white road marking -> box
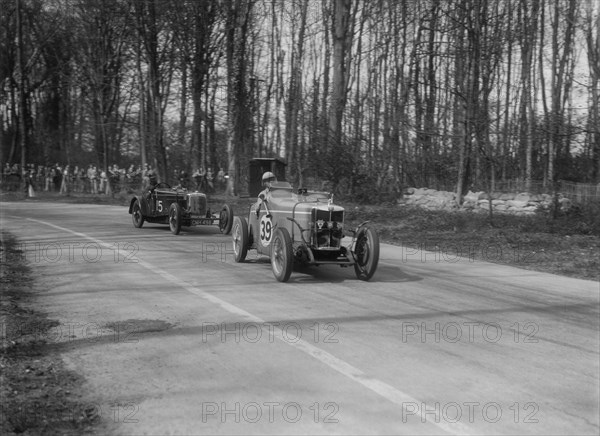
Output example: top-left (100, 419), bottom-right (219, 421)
top-left (21, 216), bottom-right (470, 435)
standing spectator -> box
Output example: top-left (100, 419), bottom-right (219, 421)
top-left (92, 165), bottom-right (98, 194)
top-left (53, 164), bottom-right (62, 192)
top-left (36, 165), bottom-right (44, 188)
top-left (134, 165), bottom-right (142, 189)
top-left (192, 167), bottom-right (205, 191)
top-left (73, 166), bottom-right (80, 193)
top-left (217, 167), bottom-right (225, 191)
top-left (119, 165), bottom-right (126, 190)
top-left (79, 166), bottom-right (86, 192)
top-left (3, 163), bottom-right (10, 181)
top-left (26, 164), bottom-right (36, 189)
top-left (60, 165), bottom-right (70, 195)
top-left (45, 166), bottom-right (52, 191)
top-left (92, 165), bottom-right (99, 194)
top-left (26, 167), bottom-right (35, 197)
top-left (126, 164), bottom-right (136, 190)
top-left (142, 164), bottom-right (151, 191)
top-left (206, 168), bottom-right (214, 192)
top-left (109, 164), bottom-right (120, 193)
top-left (99, 168), bottom-right (107, 194)
top-left (87, 164), bottom-right (96, 194)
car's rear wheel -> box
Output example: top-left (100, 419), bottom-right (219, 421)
top-left (219, 204), bottom-right (234, 234)
top-left (353, 226), bottom-right (379, 281)
top-left (132, 199), bottom-right (144, 228)
top-left (169, 203), bottom-right (182, 235)
top-left (232, 216), bottom-right (248, 262)
top-left (271, 228), bottom-right (293, 282)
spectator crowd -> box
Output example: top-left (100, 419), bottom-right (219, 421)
top-left (1, 162), bottom-right (228, 196)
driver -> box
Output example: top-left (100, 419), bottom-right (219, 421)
top-left (176, 169), bottom-right (189, 190)
top-left (148, 170), bottom-right (157, 187)
top-left (255, 171), bottom-right (277, 216)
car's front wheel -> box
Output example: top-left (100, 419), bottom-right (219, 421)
top-left (219, 204), bottom-right (234, 234)
top-left (132, 199), bottom-right (145, 228)
top-left (169, 203), bottom-right (182, 235)
top-left (353, 226), bottom-right (379, 281)
top-left (271, 228), bottom-right (293, 282)
top-left (232, 216), bottom-right (248, 262)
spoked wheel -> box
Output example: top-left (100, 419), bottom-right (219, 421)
top-left (353, 226), bottom-right (379, 281)
top-left (271, 228), bottom-right (293, 282)
top-left (132, 199), bottom-right (144, 228)
top-left (169, 203), bottom-right (182, 235)
top-left (232, 216), bottom-right (248, 262)
top-left (219, 204), bottom-right (234, 234)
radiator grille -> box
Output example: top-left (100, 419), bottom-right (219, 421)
top-left (188, 194), bottom-right (207, 216)
top-left (312, 208), bottom-right (344, 249)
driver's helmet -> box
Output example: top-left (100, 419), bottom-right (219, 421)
top-left (262, 171), bottom-right (277, 187)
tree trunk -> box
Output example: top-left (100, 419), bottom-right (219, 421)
top-left (328, 0), bottom-right (351, 147)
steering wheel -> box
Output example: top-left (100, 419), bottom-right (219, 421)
top-left (154, 182), bottom-right (171, 189)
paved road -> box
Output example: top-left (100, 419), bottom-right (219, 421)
top-left (1, 201), bottom-right (599, 435)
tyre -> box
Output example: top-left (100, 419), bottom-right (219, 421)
top-left (271, 227), bottom-right (293, 282)
top-left (232, 216), bottom-right (249, 262)
top-left (353, 226), bottom-right (379, 281)
top-left (219, 204), bottom-right (234, 234)
top-left (132, 199), bottom-right (145, 228)
top-left (169, 203), bottom-right (182, 235)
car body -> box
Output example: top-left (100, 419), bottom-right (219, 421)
top-left (231, 181), bottom-right (379, 282)
top-left (129, 183), bottom-right (234, 235)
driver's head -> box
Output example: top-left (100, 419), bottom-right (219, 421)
top-left (262, 171), bottom-right (277, 187)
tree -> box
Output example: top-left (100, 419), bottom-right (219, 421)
top-left (16, 0), bottom-right (27, 178)
top-left (132, 0), bottom-right (172, 183)
top-left (75, 0), bottom-right (130, 173)
top-left (225, 0), bottom-right (254, 196)
top-left (517, 0), bottom-right (540, 191)
top-left (284, 0), bottom-right (309, 185)
top-left (584, 0), bottom-right (600, 182)
top-left (545, 0), bottom-right (580, 185)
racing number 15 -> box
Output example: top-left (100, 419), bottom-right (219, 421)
top-left (260, 215), bottom-right (273, 246)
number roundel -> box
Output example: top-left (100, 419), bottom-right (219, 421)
top-left (259, 215), bottom-right (273, 247)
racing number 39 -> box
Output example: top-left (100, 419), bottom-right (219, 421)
top-left (259, 215), bottom-right (273, 246)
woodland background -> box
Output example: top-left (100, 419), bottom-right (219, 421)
top-left (1, 0), bottom-right (599, 200)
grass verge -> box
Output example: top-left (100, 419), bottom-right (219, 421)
top-left (1, 232), bottom-right (100, 435)
top-left (344, 203), bottom-right (600, 281)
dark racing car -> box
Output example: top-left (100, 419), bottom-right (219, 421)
top-left (129, 182), bottom-right (234, 235)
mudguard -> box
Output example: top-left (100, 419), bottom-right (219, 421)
top-left (129, 194), bottom-right (150, 217)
